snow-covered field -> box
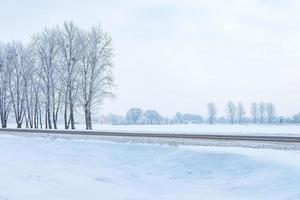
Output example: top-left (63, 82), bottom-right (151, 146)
top-left (0, 134), bottom-right (300, 200)
top-left (77, 124), bottom-right (300, 136)
top-left (5, 123), bottom-right (300, 136)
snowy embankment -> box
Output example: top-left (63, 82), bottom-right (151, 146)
top-left (0, 134), bottom-right (300, 200)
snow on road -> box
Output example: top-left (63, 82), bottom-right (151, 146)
top-left (0, 134), bottom-right (300, 200)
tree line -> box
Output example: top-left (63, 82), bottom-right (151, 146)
top-left (207, 102), bottom-right (276, 124)
top-left (0, 22), bottom-right (113, 130)
top-left (110, 102), bottom-right (300, 125)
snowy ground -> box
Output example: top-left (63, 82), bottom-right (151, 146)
top-left (6, 123), bottom-right (300, 136)
top-left (62, 124), bottom-right (300, 136)
top-left (0, 134), bottom-right (300, 200)
top-left (8, 123), bottom-right (300, 136)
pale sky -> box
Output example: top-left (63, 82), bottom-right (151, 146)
top-left (1, 0), bottom-right (300, 117)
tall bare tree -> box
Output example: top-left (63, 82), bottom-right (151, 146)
top-left (78, 24), bottom-right (114, 129)
top-left (56, 22), bottom-right (81, 129)
top-left (32, 28), bottom-right (60, 129)
top-left (0, 43), bottom-right (11, 128)
top-left (22, 48), bottom-right (36, 128)
top-left (7, 42), bottom-right (27, 128)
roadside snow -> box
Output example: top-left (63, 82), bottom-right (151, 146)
top-left (67, 124), bottom-right (300, 136)
top-left (0, 134), bottom-right (300, 200)
top-left (86, 124), bottom-right (300, 136)
top-left (5, 123), bottom-right (300, 136)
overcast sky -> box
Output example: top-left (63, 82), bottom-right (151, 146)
top-left (1, 0), bottom-right (300, 117)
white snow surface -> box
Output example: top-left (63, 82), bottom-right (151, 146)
top-left (6, 123), bottom-right (300, 136)
top-left (0, 134), bottom-right (300, 200)
top-left (75, 124), bottom-right (300, 136)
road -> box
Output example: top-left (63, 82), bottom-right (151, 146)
top-left (1, 128), bottom-right (300, 143)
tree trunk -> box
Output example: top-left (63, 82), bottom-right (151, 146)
top-left (84, 104), bottom-right (92, 130)
top-left (88, 111), bottom-right (92, 130)
top-left (45, 111), bottom-right (48, 129)
top-left (64, 94), bottom-right (69, 129)
top-left (70, 104), bottom-right (75, 129)
top-left (52, 105), bottom-right (57, 129)
top-left (17, 122), bottom-right (21, 128)
top-left (47, 106), bottom-right (52, 129)
top-left (69, 92), bottom-right (75, 129)
top-left (2, 119), bottom-right (7, 128)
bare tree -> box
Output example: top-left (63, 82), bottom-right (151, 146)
top-left (0, 43), bottom-right (11, 128)
top-left (258, 102), bottom-right (265, 124)
top-left (266, 103), bottom-right (276, 124)
top-left (227, 101), bottom-right (236, 124)
top-left (56, 22), bottom-right (81, 129)
top-left (22, 48), bottom-right (36, 128)
top-left (143, 110), bottom-right (162, 124)
top-left (237, 102), bottom-right (245, 124)
top-left (207, 102), bottom-right (217, 124)
top-left (32, 28), bottom-right (60, 129)
top-left (7, 42), bottom-right (27, 128)
top-left (78, 24), bottom-right (114, 129)
top-left (175, 112), bottom-right (183, 124)
top-left (32, 75), bottom-right (43, 129)
top-left (251, 102), bottom-right (258, 124)
top-left (0, 22), bottom-right (115, 130)
top-left (126, 108), bottom-right (143, 124)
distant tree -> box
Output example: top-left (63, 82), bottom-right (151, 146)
top-left (175, 112), bottom-right (183, 124)
top-left (292, 113), bottom-right (300, 123)
top-left (207, 102), bottom-right (217, 124)
top-left (143, 110), bottom-right (162, 124)
top-left (258, 102), bottom-right (265, 124)
top-left (182, 113), bottom-right (203, 124)
top-left (227, 101), bottom-right (237, 124)
top-left (126, 108), bottom-right (142, 124)
top-left (251, 102), bottom-right (258, 124)
top-left (237, 102), bottom-right (245, 124)
top-left (110, 114), bottom-right (124, 125)
top-left (217, 116), bottom-right (227, 124)
top-left (266, 103), bottom-right (276, 124)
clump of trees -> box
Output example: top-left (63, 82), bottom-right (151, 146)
top-left (125, 108), bottom-right (163, 125)
top-left (0, 22), bottom-right (114, 130)
top-left (114, 108), bottom-right (203, 125)
top-left (225, 101), bottom-right (276, 124)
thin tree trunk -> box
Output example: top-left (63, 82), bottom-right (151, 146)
top-left (69, 99), bottom-right (75, 129)
top-left (39, 104), bottom-right (42, 129)
top-left (64, 97), bottom-right (68, 129)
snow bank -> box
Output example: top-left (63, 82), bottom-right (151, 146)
top-left (0, 134), bottom-right (300, 200)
